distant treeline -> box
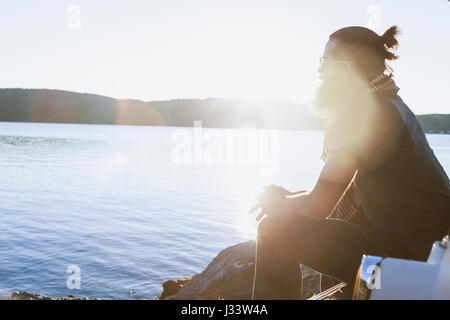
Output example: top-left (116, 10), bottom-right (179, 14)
top-left (0, 88), bottom-right (448, 133)
top-left (416, 114), bottom-right (450, 134)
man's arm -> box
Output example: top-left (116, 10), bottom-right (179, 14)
top-left (287, 95), bottom-right (404, 220)
top-left (286, 153), bottom-right (358, 220)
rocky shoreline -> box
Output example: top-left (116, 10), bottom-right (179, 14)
top-left (8, 240), bottom-right (346, 300)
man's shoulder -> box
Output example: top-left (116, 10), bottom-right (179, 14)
top-left (337, 92), bottom-right (385, 129)
top-left (352, 92), bottom-right (407, 132)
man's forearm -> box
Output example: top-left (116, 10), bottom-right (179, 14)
top-left (290, 189), bottom-right (309, 196)
top-left (285, 193), bottom-right (318, 220)
top-left (281, 154), bottom-right (357, 220)
top-left (285, 178), bottom-right (350, 220)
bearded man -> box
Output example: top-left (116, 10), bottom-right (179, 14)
top-left (251, 26), bottom-right (450, 300)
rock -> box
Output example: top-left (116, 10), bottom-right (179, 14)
top-left (156, 277), bottom-right (191, 300)
top-left (172, 240), bottom-right (256, 300)
top-left (160, 240), bottom-right (342, 300)
top-left (9, 291), bottom-right (101, 300)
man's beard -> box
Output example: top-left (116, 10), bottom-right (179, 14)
top-left (313, 77), bottom-right (355, 116)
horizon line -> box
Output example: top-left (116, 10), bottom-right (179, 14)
top-left (0, 87), bottom-right (311, 106)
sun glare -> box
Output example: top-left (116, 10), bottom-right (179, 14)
top-left (220, 165), bottom-right (271, 239)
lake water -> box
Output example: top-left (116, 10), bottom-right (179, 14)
top-left (0, 122), bottom-right (449, 299)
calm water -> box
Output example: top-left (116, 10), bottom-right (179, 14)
top-left (0, 122), bottom-right (449, 299)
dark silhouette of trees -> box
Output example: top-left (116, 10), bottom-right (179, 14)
top-left (0, 88), bottom-right (447, 133)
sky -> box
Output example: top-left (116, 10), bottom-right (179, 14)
top-left (0, 0), bottom-right (449, 114)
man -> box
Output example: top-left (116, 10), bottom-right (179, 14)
top-left (251, 26), bottom-right (450, 300)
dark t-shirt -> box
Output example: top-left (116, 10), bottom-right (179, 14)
top-left (327, 92), bottom-right (450, 257)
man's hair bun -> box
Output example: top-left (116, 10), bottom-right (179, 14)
top-left (380, 25), bottom-right (400, 60)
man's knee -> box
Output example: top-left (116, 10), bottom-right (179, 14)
top-left (257, 213), bottom-right (299, 241)
top-left (257, 213), bottom-right (321, 243)
top-left (256, 215), bottom-right (273, 240)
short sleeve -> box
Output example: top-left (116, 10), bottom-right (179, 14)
top-left (327, 94), bottom-right (405, 171)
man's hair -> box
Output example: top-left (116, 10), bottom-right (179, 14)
top-left (329, 25), bottom-right (400, 78)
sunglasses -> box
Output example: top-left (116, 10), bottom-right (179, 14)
top-left (319, 57), bottom-right (354, 66)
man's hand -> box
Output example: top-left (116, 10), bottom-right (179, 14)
top-left (249, 185), bottom-right (310, 221)
top-left (249, 188), bottom-right (290, 222)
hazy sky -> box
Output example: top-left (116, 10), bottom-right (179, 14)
top-left (1, 0), bottom-right (449, 114)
